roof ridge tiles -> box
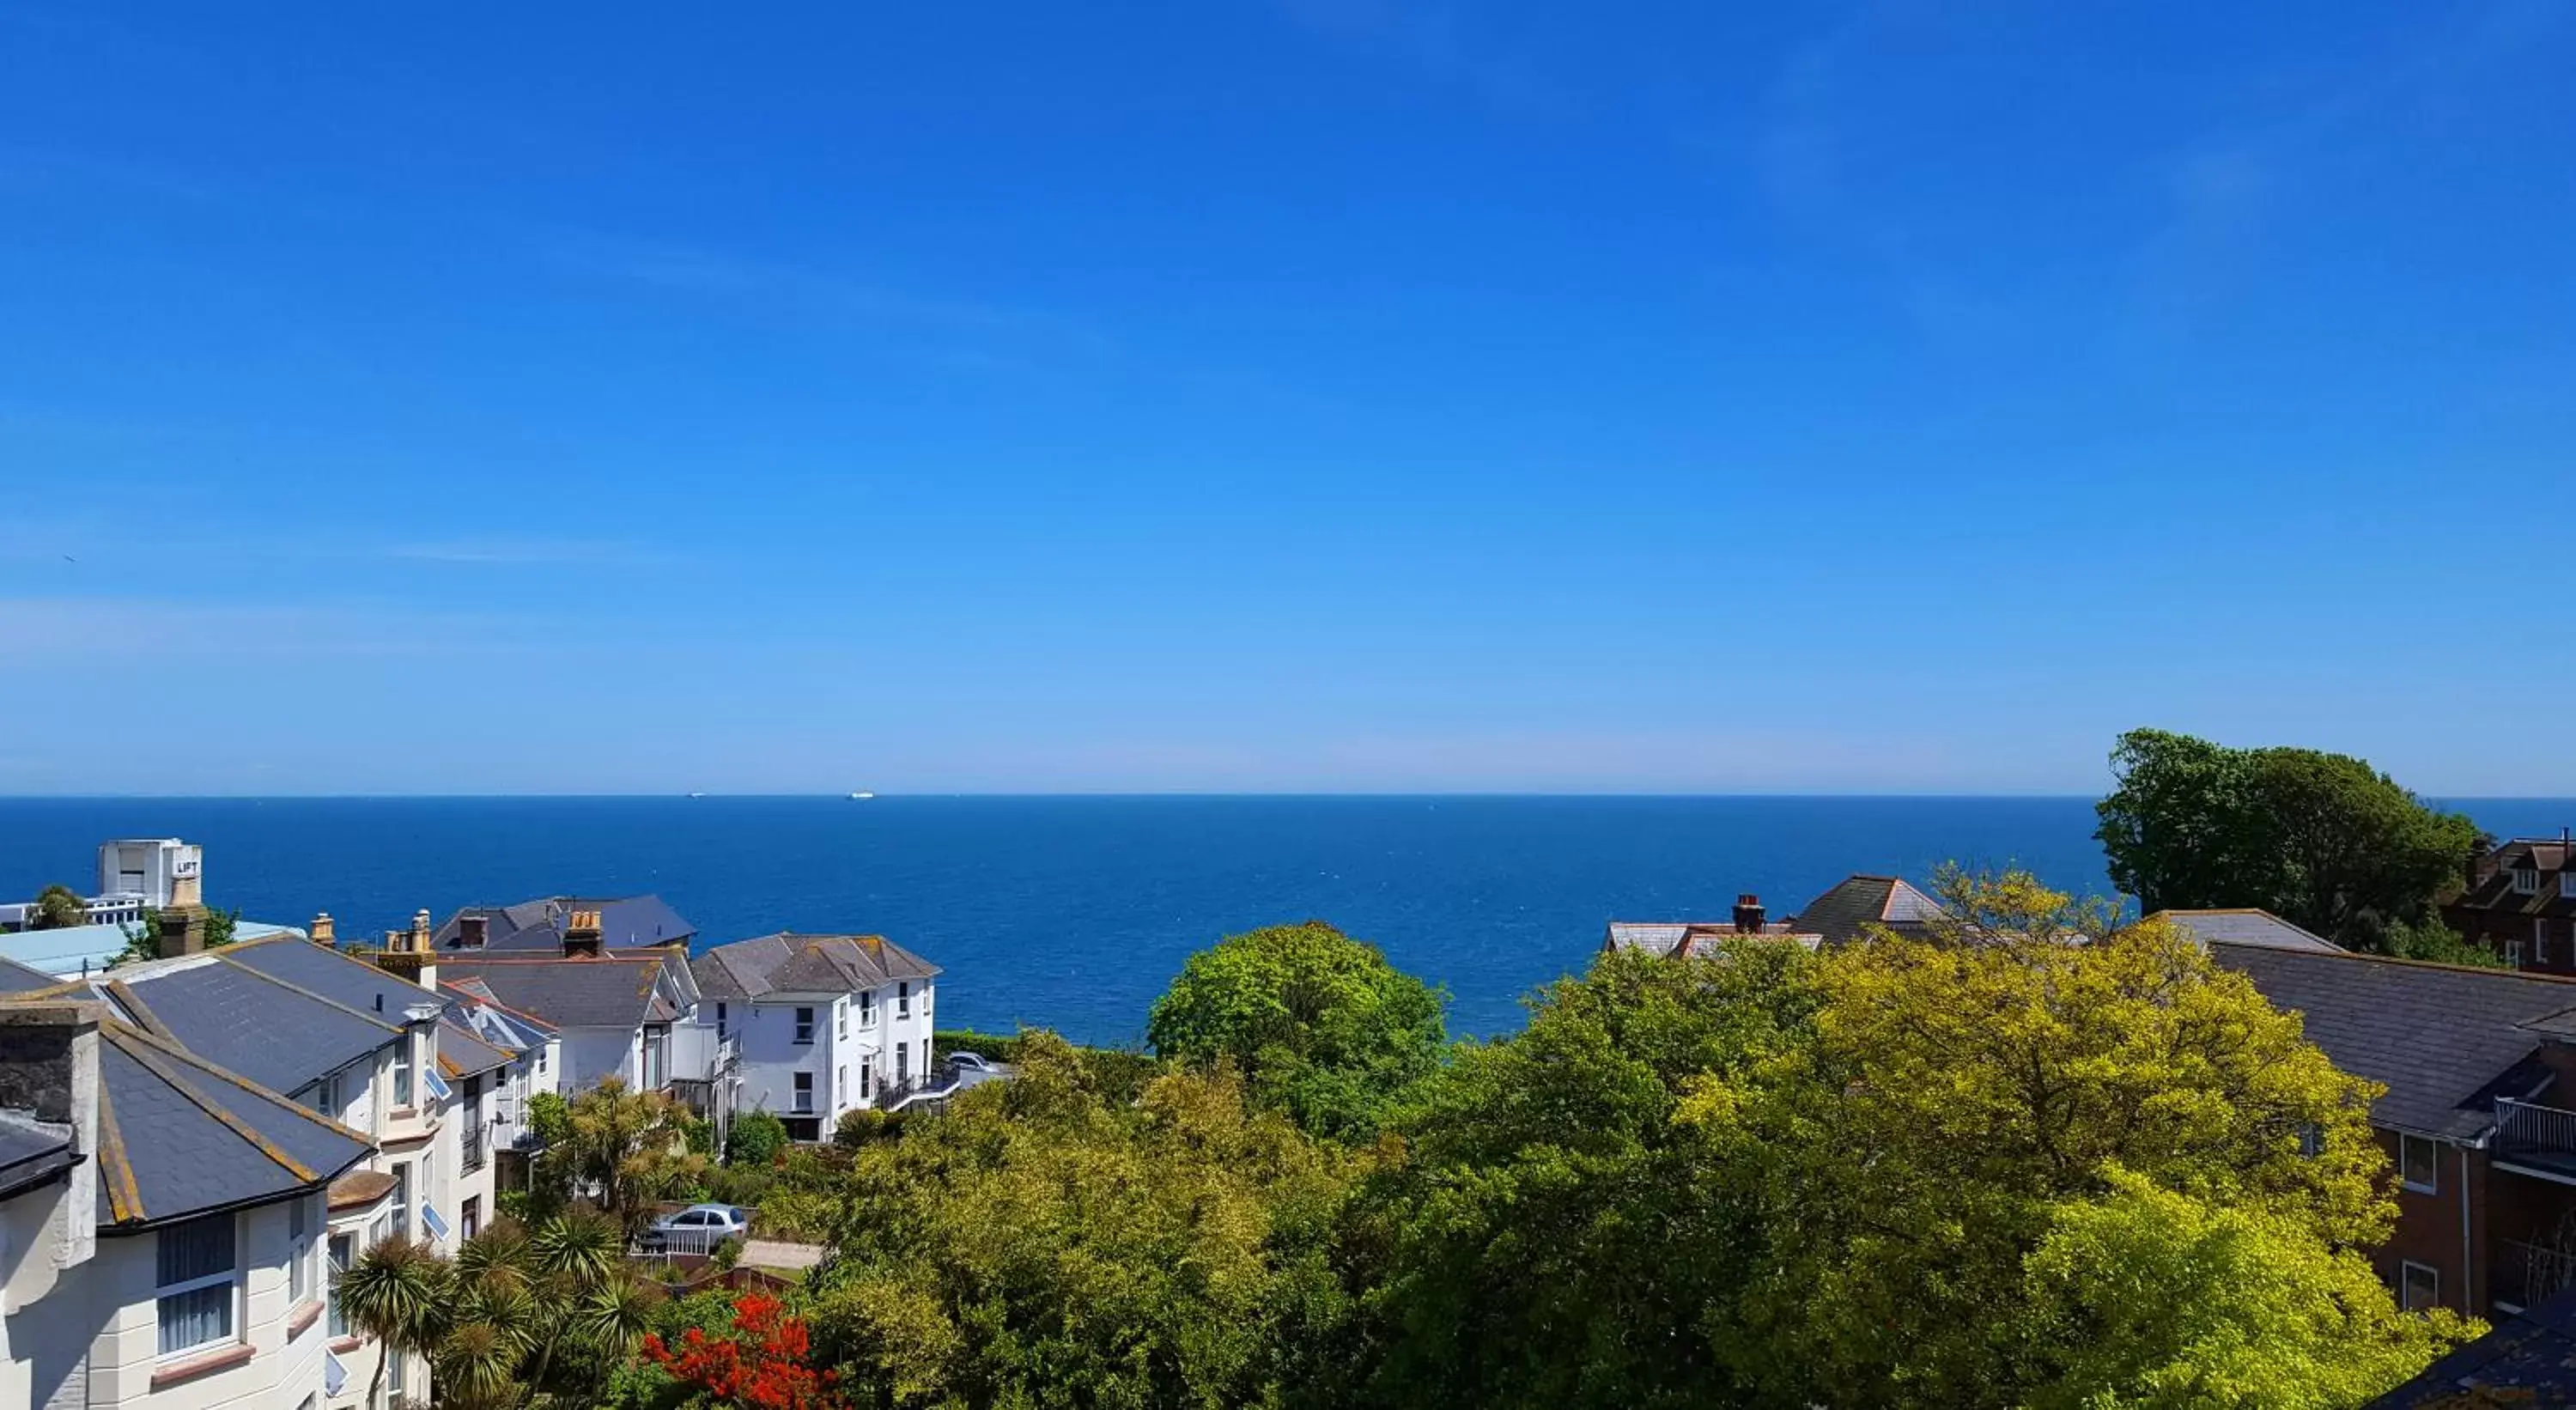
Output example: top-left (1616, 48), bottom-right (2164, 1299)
top-left (105, 1025), bottom-right (330, 1190)
top-left (91, 1079), bottom-right (143, 1223)
top-left (102, 977), bottom-right (179, 1043)
top-left (210, 951), bottom-right (410, 1033)
top-left (105, 1019), bottom-right (374, 1148)
top-left (2208, 939), bottom-right (2576, 984)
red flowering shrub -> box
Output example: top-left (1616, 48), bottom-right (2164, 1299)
top-left (641, 1292), bottom-right (845, 1409)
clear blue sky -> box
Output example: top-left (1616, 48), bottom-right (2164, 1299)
top-left (4, 3), bottom-right (2571, 796)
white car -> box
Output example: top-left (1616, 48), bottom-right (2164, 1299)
top-left (648, 1203), bottom-right (748, 1250)
top-left (945, 1051), bottom-right (1001, 1073)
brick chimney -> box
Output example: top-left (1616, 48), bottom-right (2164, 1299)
top-left (1734, 893), bottom-right (1767, 934)
top-left (310, 912), bottom-right (336, 945)
top-left (562, 909), bottom-right (604, 958)
top-left (155, 905), bottom-right (207, 959)
top-left (373, 908), bottom-right (440, 992)
top-left (0, 1001), bottom-right (102, 1275)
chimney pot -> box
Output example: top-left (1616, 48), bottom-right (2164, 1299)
top-left (1733, 894), bottom-right (1767, 934)
top-left (562, 909), bottom-right (605, 957)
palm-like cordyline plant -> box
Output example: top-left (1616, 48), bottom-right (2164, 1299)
top-left (517, 1209), bottom-right (634, 1395)
top-left (435, 1320), bottom-right (526, 1410)
top-left (335, 1237), bottom-right (450, 1409)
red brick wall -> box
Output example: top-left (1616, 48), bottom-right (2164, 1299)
top-left (2445, 905), bottom-right (2576, 973)
top-left (2374, 1127), bottom-right (2476, 1314)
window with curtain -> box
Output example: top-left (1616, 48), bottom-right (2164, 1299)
top-left (392, 1038), bottom-right (414, 1108)
top-left (156, 1214), bottom-right (237, 1356)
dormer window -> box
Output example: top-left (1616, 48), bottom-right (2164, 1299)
top-left (2514, 868), bottom-right (2543, 895)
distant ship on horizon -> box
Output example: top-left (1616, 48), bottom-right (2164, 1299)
top-left (848, 791), bottom-right (875, 800)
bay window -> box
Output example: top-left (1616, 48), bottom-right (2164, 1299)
top-left (156, 1213), bottom-right (237, 1356)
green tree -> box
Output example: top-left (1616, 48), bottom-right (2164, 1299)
top-left (726, 1107), bottom-right (789, 1167)
top-left (2096, 728), bottom-right (2482, 948)
top-left (1688, 871), bottom-right (2470, 1406)
top-left (2372, 915), bottom-right (2504, 968)
top-left (336, 1237), bottom-right (451, 1410)
top-left (112, 906), bottom-right (241, 965)
top-left (805, 1030), bottom-right (1360, 1408)
top-left (27, 883), bottom-right (87, 930)
top-left (538, 1079), bottom-right (708, 1235)
top-left (1340, 937), bottom-right (1821, 1410)
top-left (1146, 921), bottom-right (1448, 1140)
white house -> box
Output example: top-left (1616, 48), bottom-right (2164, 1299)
top-left (691, 933), bottom-right (944, 1144)
top-left (0, 908), bottom-right (560, 1410)
top-left (0, 996), bottom-right (372, 1410)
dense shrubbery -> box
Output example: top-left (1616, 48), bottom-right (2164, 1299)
top-left (452, 861), bottom-right (2470, 1408)
top-left (596, 884), bottom-right (2469, 1410)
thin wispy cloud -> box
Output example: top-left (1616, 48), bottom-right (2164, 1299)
top-left (519, 223), bottom-right (1115, 368)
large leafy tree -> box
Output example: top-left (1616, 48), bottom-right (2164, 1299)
top-left (1338, 938), bottom-right (1820, 1410)
top-left (805, 1030), bottom-right (1360, 1409)
top-left (1146, 921), bottom-right (1448, 1140)
top-left (2095, 728), bottom-right (2482, 947)
top-left (1338, 872), bottom-right (2469, 1410)
top-left (1692, 872), bottom-right (2470, 1407)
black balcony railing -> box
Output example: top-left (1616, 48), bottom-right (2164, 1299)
top-left (2498, 1239), bottom-right (2576, 1310)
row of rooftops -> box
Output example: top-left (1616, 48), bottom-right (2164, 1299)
top-left (0, 928), bottom-right (562, 1234)
top-left (0, 874), bottom-right (938, 1243)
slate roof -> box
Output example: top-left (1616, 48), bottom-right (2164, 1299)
top-left (0, 1112), bottom-right (77, 1201)
top-left (442, 978), bottom-right (562, 1038)
top-left (435, 1021), bottom-right (514, 1080)
top-left (97, 952), bottom-right (402, 1096)
top-left (691, 933), bottom-right (942, 1001)
top-left (2369, 1278), bottom-right (2576, 1406)
top-left (224, 934), bottom-right (456, 1023)
top-left (0, 954), bottom-right (61, 994)
top-left (92, 1019), bottom-right (372, 1231)
top-left (1787, 875), bottom-right (1945, 946)
top-left (2153, 909), bottom-right (2345, 954)
top-left (2210, 942), bottom-right (2576, 1140)
top-left (2451, 837), bottom-right (2576, 921)
top-left (432, 895), bottom-right (696, 953)
top-left (439, 955), bottom-right (685, 1028)
top-left (1601, 921), bottom-right (1822, 957)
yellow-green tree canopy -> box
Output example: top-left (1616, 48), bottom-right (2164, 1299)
top-left (806, 1032), bottom-right (1364, 1409)
top-left (1691, 868), bottom-right (2471, 1406)
top-left (1343, 869), bottom-right (2471, 1410)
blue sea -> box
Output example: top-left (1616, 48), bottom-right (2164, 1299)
top-left (2, 796), bottom-right (2567, 1044)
